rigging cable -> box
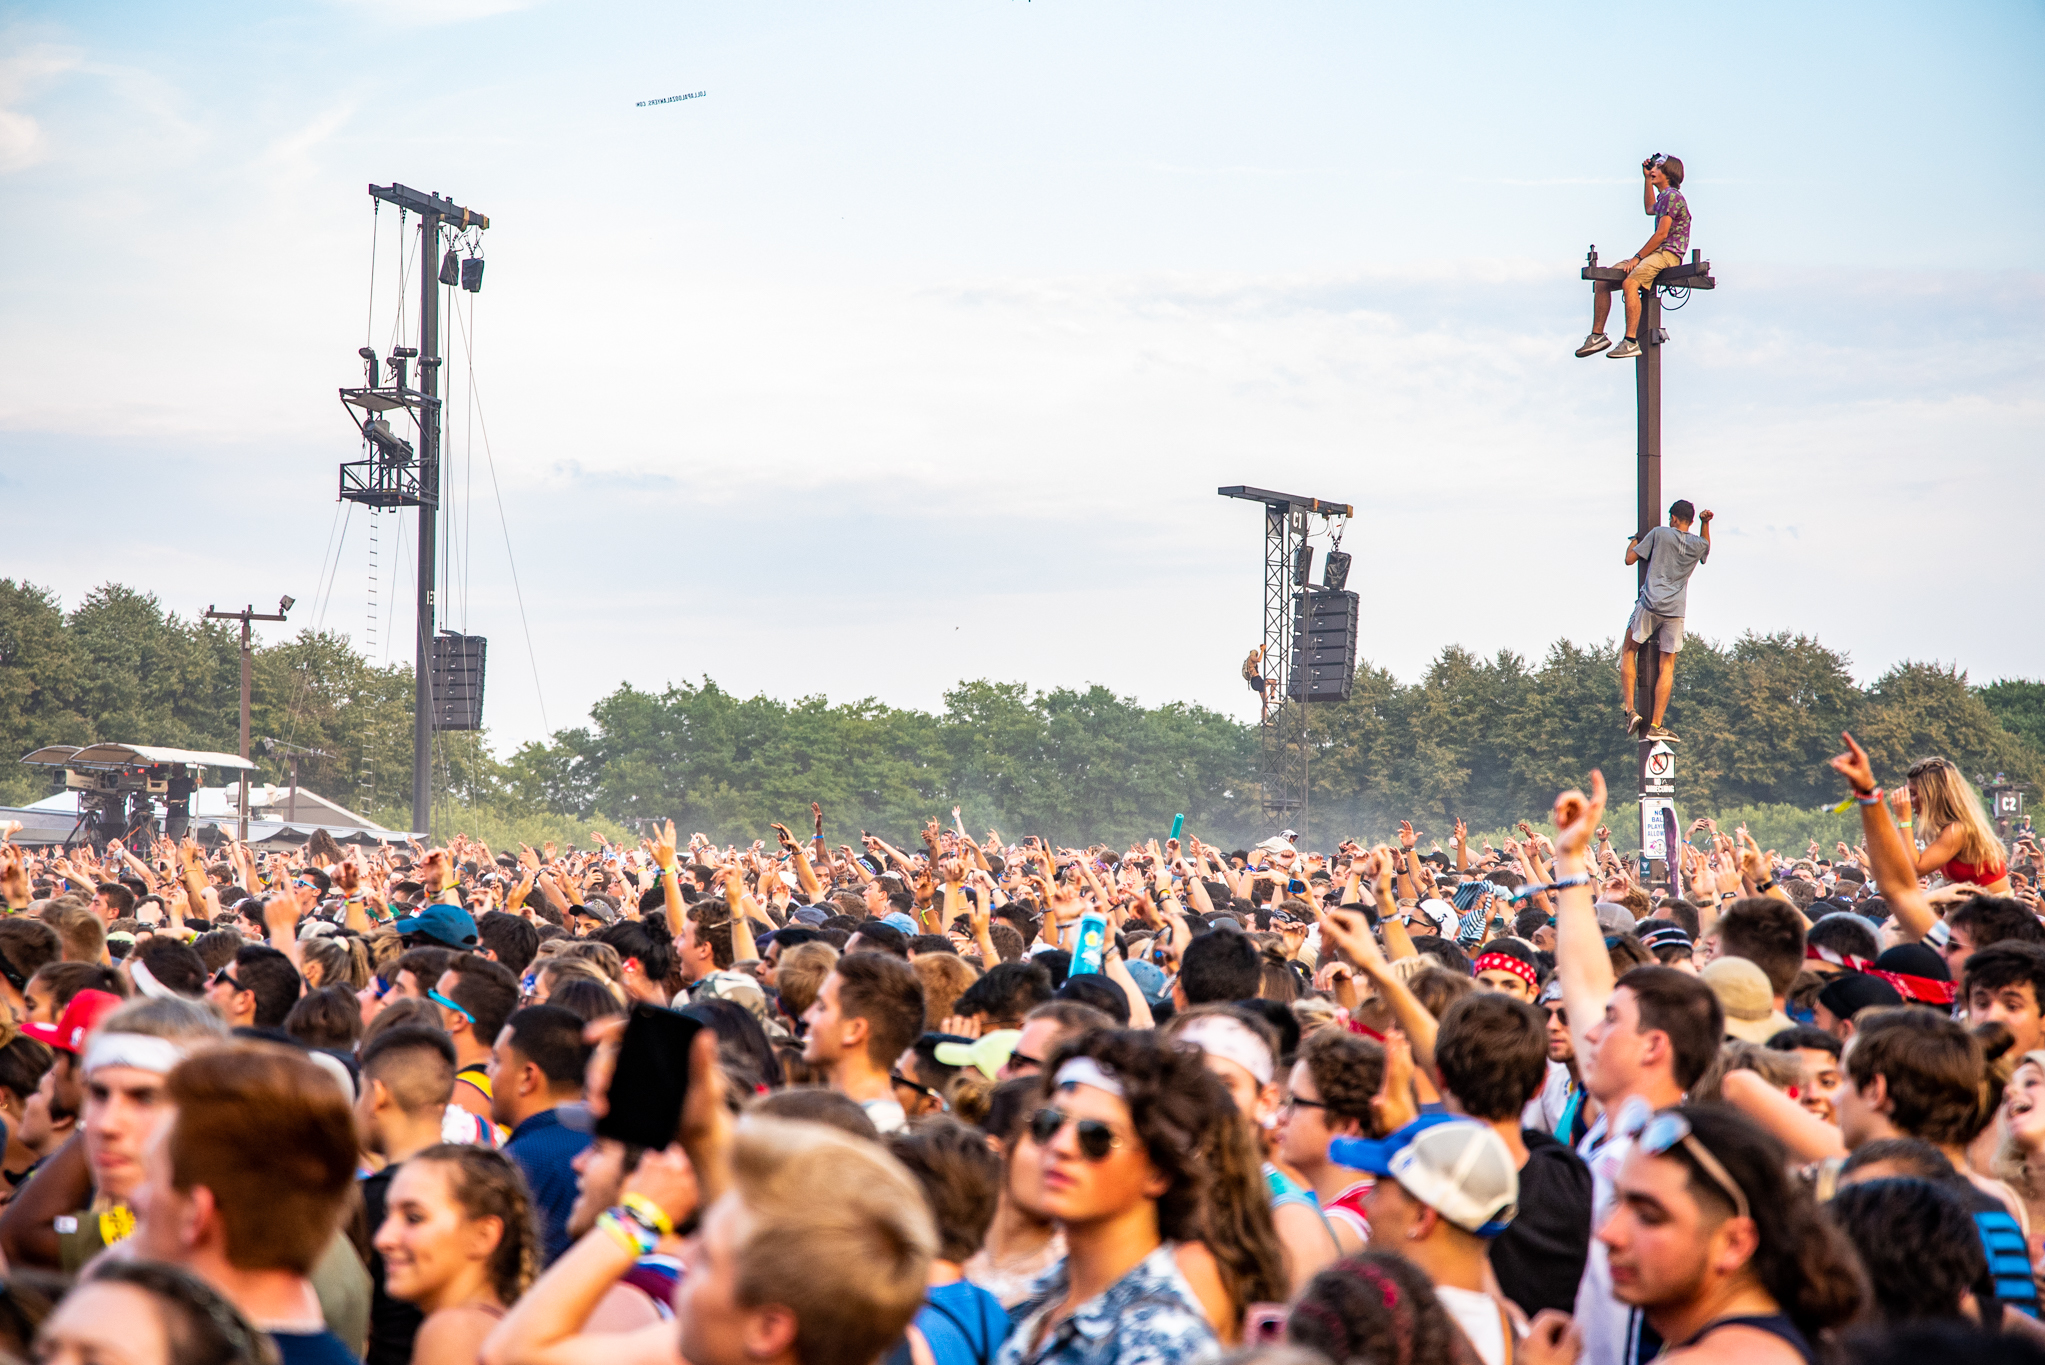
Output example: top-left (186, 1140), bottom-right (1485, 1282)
top-left (451, 279), bottom-right (551, 737)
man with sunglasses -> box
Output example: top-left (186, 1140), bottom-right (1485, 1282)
top-left (1524, 1105), bottom-right (1863, 1365)
top-left (430, 955), bottom-right (519, 1130)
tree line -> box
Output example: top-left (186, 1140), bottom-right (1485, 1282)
top-left (2, 579), bottom-right (2039, 850)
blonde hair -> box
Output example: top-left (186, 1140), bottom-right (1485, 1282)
top-left (728, 1116), bottom-right (935, 1365)
top-left (1908, 757), bottom-right (2006, 869)
top-left (551, 940), bottom-right (624, 983)
top-left (774, 941), bottom-right (839, 1020)
top-left (537, 957), bottom-right (622, 1004)
top-left (301, 936), bottom-right (372, 991)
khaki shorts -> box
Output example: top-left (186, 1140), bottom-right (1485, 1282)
top-left (1598, 249), bottom-right (1681, 296)
top-left (1628, 602), bottom-right (1684, 653)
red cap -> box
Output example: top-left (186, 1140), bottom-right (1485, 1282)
top-left (22, 989), bottom-right (124, 1055)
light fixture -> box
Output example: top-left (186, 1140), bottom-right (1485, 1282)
top-left (1293, 543), bottom-right (1313, 588)
top-left (279, 596), bottom-right (295, 613)
top-left (357, 347), bottom-right (380, 387)
top-left (439, 248), bottom-right (461, 286)
top-left (461, 257), bottom-right (484, 293)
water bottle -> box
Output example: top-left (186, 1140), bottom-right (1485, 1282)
top-left (1072, 908), bottom-right (1108, 975)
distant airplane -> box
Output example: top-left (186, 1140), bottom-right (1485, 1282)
top-left (637, 91), bottom-right (707, 107)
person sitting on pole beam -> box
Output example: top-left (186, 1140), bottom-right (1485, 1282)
top-left (1621, 499), bottom-right (1712, 743)
top-left (1576, 154), bottom-right (1690, 360)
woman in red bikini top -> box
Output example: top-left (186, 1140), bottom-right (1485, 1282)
top-left (1891, 756), bottom-right (2011, 895)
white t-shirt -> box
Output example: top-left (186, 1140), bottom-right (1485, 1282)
top-left (1574, 1109), bottom-right (1652, 1365)
top-left (1434, 1285), bottom-right (1508, 1365)
top-left (861, 1096), bottom-right (907, 1134)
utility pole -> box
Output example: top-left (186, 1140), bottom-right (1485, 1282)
top-left (1581, 246), bottom-right (1714, 890)
top-left (362, 184), bottom-right (488, 839)
top-left (204, 598), bottom-right (292, 842)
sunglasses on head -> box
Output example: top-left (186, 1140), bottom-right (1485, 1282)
top-left (1028, 1106), bottom-right (1124, 1161)
top-left (1638, 1111), bottom-right (1750, 1223)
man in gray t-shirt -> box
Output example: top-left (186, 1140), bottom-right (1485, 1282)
top-left (1621, 499), bottom-right (1712, 741)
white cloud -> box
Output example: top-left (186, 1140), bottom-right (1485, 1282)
top-left (0, 41), bottom-right (80, 174)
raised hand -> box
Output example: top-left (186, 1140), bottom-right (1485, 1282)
top-left (1552, 770), bottom-right (1609, 861)
top-left (1397, 821), bottom-right (1417, 852)
top-left (1829, 731), bottom-right (1878, 796)
top-left (651, 820), bottom-right (678, 871)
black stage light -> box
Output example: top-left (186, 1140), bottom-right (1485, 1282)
top-left (461, 257), bottom-right (484, 293)
top-left (1293, 543), bottom-right (1313, 587)
top-left (439, 248), bottom-right (461, 286)
top-left (1322, 550), bottom-right (1352, 591)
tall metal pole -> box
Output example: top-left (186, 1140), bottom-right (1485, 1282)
top-left (414, 210), bottom-right (441, 839)
top-left (239, 616), bottom-right (253, 844)
top-left (1634, 289), bottom-right (1666, 890)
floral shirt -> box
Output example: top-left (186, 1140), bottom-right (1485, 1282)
top-left (1651, 188), bottom-right (1691, 260)
top-left (995, 1244), bottom-right (1218, 1365)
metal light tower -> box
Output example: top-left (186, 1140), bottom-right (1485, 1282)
top-left (341, 184), bottom-right (489, 838)
top-left (1219, 486), bottom-right (1355, 837)
top-left (202, 599), bottom-right (292, 842)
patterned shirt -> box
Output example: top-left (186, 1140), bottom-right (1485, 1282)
top-left (1652, 188), bottom-right (1691, 260)
top-left (995, 1244), bottom-right (1218, 1365)
top-left (686, 969), bottom-right (786, 1039)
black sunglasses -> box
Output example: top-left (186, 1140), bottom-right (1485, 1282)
top-left (212, 968), bottom-right (242, 992)
top-left (1028, 1106), bottom-right (1123, 1161)
top-left (890, 1072), bottom-right (945, 1105)
top-left (1006, 1051), bottom-right (1044, 1074)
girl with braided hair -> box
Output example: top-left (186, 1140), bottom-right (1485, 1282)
top-left (373, 1144), bottom-right (538, 1365)
top-left (1287, 1251), bottom-right (1479, 1365)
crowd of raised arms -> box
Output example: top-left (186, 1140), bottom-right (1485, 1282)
top-left (0, 732), bottom-right (2041, 1365)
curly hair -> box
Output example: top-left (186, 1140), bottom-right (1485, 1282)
top-left (1298, 1027), bottom-right (1385, 1137)
top-left (1034, 1028), bottom-right (1220, 1245)
top-left (409, 1144), bottom-right (539, 1306)
top-left (1288, 1251), bottom-right (1477, 1365)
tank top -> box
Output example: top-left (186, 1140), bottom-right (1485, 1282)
top-left (1675, 1313), bottom-right (1815, 1365)
top-left (1942, 853), bottom-right (2009, 887)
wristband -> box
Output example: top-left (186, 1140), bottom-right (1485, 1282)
top-left (619, 1192), bottom-right (675, 1237)
top-left (1854, 787), bottom-right (1884, 807)
top-left (595, 1209), bottom-right (655, 1257)
top-left (1898, 821), bottom-right (1912, 830)
top-left (1757, 878), bottom-right (1777, 892)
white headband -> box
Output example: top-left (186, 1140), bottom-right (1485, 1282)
top-left (83, 1032), bottom-right (188, 1077)
top-left (1177, 1016), bottom-right (1275, 1087)
top-left (1053, 1057), bottom-right (1125, 1099)
top-left (127, 959), bottom-right (179, 1002)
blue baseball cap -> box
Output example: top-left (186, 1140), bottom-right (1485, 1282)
top-left (400, 902), bottom-right (479, 951)
top-left (1330, 1115), bottom-right (1518, 1237)
top-left (1124, 958), bottom-right (1170, 1006)
top-left (880, 912), bottom-right (918, 935)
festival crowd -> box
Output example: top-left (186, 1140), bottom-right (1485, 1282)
top-left (0, 733), bottom-right (2041, 1365)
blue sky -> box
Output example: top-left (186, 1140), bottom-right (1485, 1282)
top-left (2, 0), bottom-right (2040, 755)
